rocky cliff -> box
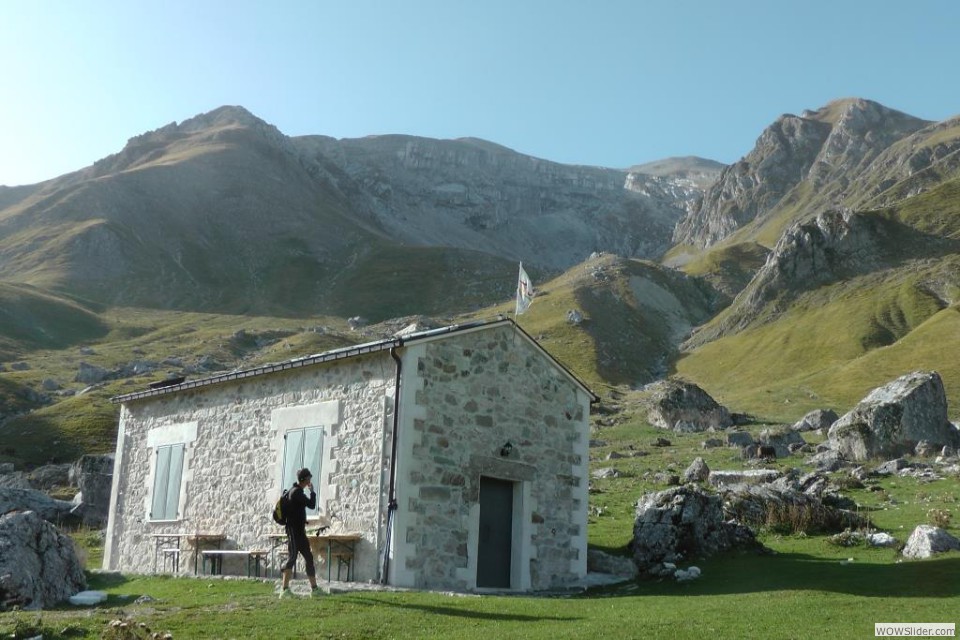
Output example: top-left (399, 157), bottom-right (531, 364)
top-left (674, 99), bottom-right (930, 249)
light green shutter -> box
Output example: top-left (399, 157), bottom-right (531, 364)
top-left (151, 446), bottom-right (171, 520)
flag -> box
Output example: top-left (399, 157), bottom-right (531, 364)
top-left (516, 262), bottom-right (534, 315)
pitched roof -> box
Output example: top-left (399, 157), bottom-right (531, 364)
top-left (111, 317), bottom-right (598, 404)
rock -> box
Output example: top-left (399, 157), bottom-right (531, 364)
top-left (79, 346), bottom-right (96, 356)
top-left (589, 439), bottom-right (608, 448)
top-left (727, 431), bottom-right (755, 447)
top-left (632, 485), bottom-right (762, 573)
top-left (806, 449), bottom-right (845, 472)
top-left (117, 360), bottom-right (157, 377)
top-left (653, 472), bottom-right (681, 486)
top-left (0, 463), bottom-right (13, 475)
top-left (866, 532), bottom-right (898, 548)
top-left (69, 590), bottom-right (107, 605)
top-left (739, 444), bottom-right (758, 460)
top-left (902, 525), bottom-right (960, 559)
top-left (11, 362), bottom-right (30, 371)
top-left (0, 510), bottom-right (86, 610)
top-left (652, 437), bottom-right (671, 448)
top-left (26, 464), bottom-right (72, 490)
top-left (675, 566), bottom-right (701, 583)
top-left (683, 457), bottom-right (710, 483)
top-left (708, 469), bottom-right (781, 487)
top-left (792, 409), bottom-right (839, 432)
top-left (566, 309), bottom-right (584, 325)
top-left (721, 483), bottom-right (868, 533)
top-left (759, 427), bottom-right (806, 457)
top-left (788, 442), bottom-right (808, 454)
top-left (645, 379), bottom-right (732, 432)
top-left (591, 468), bottom-right (620, 480)
top-left (69, 454), bottom-right (114, 527)
top-left (606, 452), bottom-right (628, 460)
top-left (701, 438), bottom-right (724, 449)
top-left (875, 458), bottom-right (910, 476)
top-left (41, 378), bottom-right (61, 391)
top-left (0, 488), bottom-right (80, 524)
top-left (941, 445), bottom-right (957, 458)
top-left (586, 549), bottom-right (638, 578)
top-left (914, 440), bottom-right (936, 457)
top-left (75, 361), bottom-right (109, 384)
top-left (828, 371), bottom-right (960, 461)
top-left (347, 316), bottom-right (368, 330)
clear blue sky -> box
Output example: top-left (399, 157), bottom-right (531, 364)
top-left (2, 0), bottom-right (959, 186)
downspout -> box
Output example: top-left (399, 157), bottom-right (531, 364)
top-left (381, 340), bottom-right (403, 583)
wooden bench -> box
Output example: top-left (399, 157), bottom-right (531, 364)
top-left (201, 550), bottom-right (269, 578)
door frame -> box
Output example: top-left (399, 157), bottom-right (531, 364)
top-left (469, 475), bottom-right (530, 592)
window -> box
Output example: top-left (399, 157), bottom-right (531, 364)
top-left (150, 443), bottom-right (185, 521)
top-left (281, 426), bottom-right (323, 517)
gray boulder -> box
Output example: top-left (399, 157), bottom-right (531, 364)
top-left (683, 457), bottom-right (710, 483)
top-left (874, 458), bottom-right (910, 476)
top-left (586, 549), bottom-right (638, 578)
top-left (632, 485), bottom-right (761, 573)
top-left (69, 454), bottom-right (115, 526)
top-left (828, 371), bottom-right (960, 461)
top-left (727, 431), bottom-right (755, 447)
top-left (701, 438), bottom-right (724, 449)
top-left (645, 379), bottom-right (732, 433)
top-left (759, 427), bottom-right (806, 457)
top-left (721, 483), bottom-right (868, 533)
top-left (902, 525), bottom-right (960, 559)
top-left (708, 469), bottom-right (781, 487)
top-left (27, 463), bottom-right (72, 490)
top-left (75, 361), bottom-right (109, 384)
top-left (0, 488), bottom-right (79, 524)
top-left (0, 510), bottom-right (86, 610)
top-left (791, 409), bottom-right (839, 432)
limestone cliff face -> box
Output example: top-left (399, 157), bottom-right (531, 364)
top-left (683, 209), bottom-right (885, 348)
top-left (674, 99), bottom-right (929, 249)
top-left (293, 135), bottom-right (699, 270)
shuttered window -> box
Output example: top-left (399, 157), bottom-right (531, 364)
top-left (150, 443), bottom-right (185, 521)
top-left (281, 426), bottom-right (323, 517)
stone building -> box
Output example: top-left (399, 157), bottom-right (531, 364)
top-left (103, 318), bottom-right (595, 592)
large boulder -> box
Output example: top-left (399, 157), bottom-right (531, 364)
top-left (759, 427), bottom-right (806, 457)
top-left (720, 483), bottom-right (868, 533)
top-left (632, 485), bottom-right (761, 574)
top-left (792, 409), bottom-right (839, 432)
top-left (586, 549), bottom-right (638, 578)
top-left (901, 525), bottom-right (960, 559)
top-left (683, 457), bottom-right (710, 483)
top-left (0, 487), bottom-right (80, 525)
top-left (828, 371), bottom-right (960, 461)
top-left (708, 469), bottom-right (781, 487)
top-left (69, 454), bottom-right (115, 526)
top-left (27, 463), bottom-right (72, 490)
top-left (0, 510), bottom-right (86, 610)
top-left (645, 379), bottom-right (732, 433)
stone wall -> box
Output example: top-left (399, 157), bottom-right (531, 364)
top-left (104, 352), bottom-right (395, 580)
top-left (391, 325), bottom-right (590, 591)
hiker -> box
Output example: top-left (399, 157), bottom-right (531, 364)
top-left (279, 467), bottom-right (320, 597)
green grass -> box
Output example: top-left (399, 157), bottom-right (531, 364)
top-left (8, 415), bottom-right (959, 639)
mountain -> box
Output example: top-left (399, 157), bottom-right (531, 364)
top-left (0, 107), bottom-right (718, 318)
top-left (673, 98), bottom-right (931, 250)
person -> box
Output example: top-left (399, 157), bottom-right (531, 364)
top-left (279, 467), bottom-right (320, 598)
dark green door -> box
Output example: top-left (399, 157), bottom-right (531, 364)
top-left (477, 476), bottom-right (514, 588)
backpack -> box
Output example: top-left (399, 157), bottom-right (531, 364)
top-left (272, 488), bottom-right (291, 525)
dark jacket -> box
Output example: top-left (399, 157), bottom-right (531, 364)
top-left (285, 484), bottom-right (317, 529)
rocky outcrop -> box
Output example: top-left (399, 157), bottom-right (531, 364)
top-left (792, 409), bottom-right (839, 432)
top-left (0, 488), bottom-right (79, 524)
top-left (0, 510), bottom-right (86, 610)
top-left (674, 98), bottom-right (929, 250)
top-left (901, 525), bottom-right (960, 559)
top-left (632, 486), bottom-right (762, 574)
top-left (685, 209), bottom-right (887, 348)
top-left (586, 549), bottom-right (639, 579)
top-left (708, 470), bottom-right (781, 487)
top-left (645, 379), bottom-right (732, 432)
top-left (720, 483), bottom-right (867, 534)
top-left (759, 427), bottom-right (806, 457)
top-left (828, 371), bottom-right (959, 461)
top-left (70, 454), bottom-right (115, 526)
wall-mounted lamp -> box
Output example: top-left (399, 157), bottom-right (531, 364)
top-left (500, 441), bottom-right (513, 457)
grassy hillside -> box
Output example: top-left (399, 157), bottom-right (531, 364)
top-left (676, 261), bottom-right (960, 422)
top-left (0, 282), bottom-right (107, 360)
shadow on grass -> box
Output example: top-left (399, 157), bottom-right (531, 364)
top-left (340, 594), bottom-right (582, 623)
top-left (598, 552), bottom-right (960, 599)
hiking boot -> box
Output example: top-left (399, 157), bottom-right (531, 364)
top-left (309, 585), bottom-right (323, 597)
top-left (278, 588), bottom-right (293, 600)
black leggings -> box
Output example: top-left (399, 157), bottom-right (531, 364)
top-left (283, 526), bottom-right (316, 577)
